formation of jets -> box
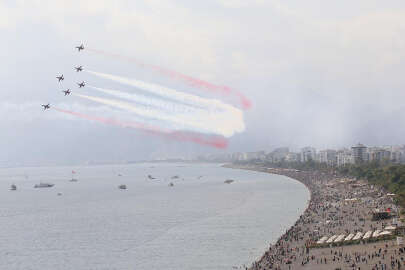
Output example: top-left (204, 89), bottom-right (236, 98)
top-left (43, 44), bottom-right (86, 111)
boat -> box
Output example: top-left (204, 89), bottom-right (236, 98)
top-left (168, 182), bottom-right (174, 187)
top-left (224, 179), bottom-right (234, 184)
top-left (10, 184), bottom-right (17, 191)
top-left (70, 170), bottom-right (78, 182)
top-left (171, 175), bottom-right (179, 179)
top-left (34, 183), bottom-right (54, 188)
top-left (147, 175), bottom-right (155, 180)
top-left (118, 184), bottom-right (127, 190)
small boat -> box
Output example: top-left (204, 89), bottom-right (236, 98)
top-left (10, 184), bottom-right (17, 191)
top-left (70, 170), bottom-right (78, 182)
top-left (224, 179), bottom-right (234, 184)
top-left (168, 182), bottom-right (174, 187)
top-left (147, 175), bottom-right (155, 180)
top-left (118, 184), bottom-right (127, 190)
top-left (171, 175), bottom-right (179, 179)
top-left (57, 192), bottom-right (63, 196)
top-left (34, 183), bottom-right (54, 188)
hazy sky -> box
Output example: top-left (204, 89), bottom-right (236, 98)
top-left (2, 0), bottom-right (405, 165)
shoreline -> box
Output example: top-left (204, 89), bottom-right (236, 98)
top-left (225, 164), bottom-right (403, 270)
top-left (224, 164), bottom-right (315, 268)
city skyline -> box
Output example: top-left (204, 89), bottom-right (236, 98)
top-left (198, 143), bottom-right (405, 166)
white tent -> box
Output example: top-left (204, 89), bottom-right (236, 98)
top-left (326, 235), bottom-right (337, 243)
top-left (379, 231), bottom-right (392, 236)
top-left (363, 231), bottom-right (372, 239)
top-left (372, 230), bottom-right (381, 238)
top-left (334, 234), bottom-right (346, 243)
top-left (353, 232), bottom-right (363, 240)
top-left (316, 236), bottom-right (328, 244)
top-left (344, 233), bottom-right (354, 241)
top-left (385, 225), bottom-right (396, 230)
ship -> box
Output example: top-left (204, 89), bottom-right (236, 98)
top-left (34, 183), bottom-right (54, 188)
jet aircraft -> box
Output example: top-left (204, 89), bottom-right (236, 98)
top-left (56, 74), bottom-right (64, 82)
top-left (62, 89), bottom-right (71, 96)
top-left (75, 66), bottom-right (83, 72)
top-left (76, 44), bottom-right (84, 51)
top-left (77, 81), bottom-right (85, 88)
top-left (41, 104), bottom-right (50, 110)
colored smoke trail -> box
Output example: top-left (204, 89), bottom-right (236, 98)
top-left (73, 93), bottom-right (239, 137)
top-left (86, 71), bottom-right (245, 137)
top-left (53, 107), bottom-right (227, 148)
top-left (86, 47), bottom-right (251, 109)
top-left (85, 71), bottom-right (245, 137)
top-left (86, 70), bottom-right (230, 113)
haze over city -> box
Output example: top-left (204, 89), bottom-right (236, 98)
top-left (2, 0), bottom-right (405, 166)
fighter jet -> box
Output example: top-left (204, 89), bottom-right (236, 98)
top-left (56, 74), bottom-right (64, 82)
top-left (75, 44), bottom-right (84, 52)
top-left (75, 66), bottom-right (83, 72)
top-left (62, 89), bottom-right (71, 96)
top-left (77, 81), bottom-right (85, 88)
top-left (41, 104), bottom-right (50, 110)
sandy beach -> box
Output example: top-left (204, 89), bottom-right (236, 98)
top-left (227, 164), bottom-right (404, 270)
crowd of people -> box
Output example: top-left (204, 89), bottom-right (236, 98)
top-left (231, 165), bottom-right (403, 270)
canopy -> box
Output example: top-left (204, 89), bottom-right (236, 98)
top-left (379, 231), bottom-right (392, 236)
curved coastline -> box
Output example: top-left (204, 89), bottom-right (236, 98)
top-left (226, 163), bottom-right (402, 270)
top-left (224, 164), bottom-right (315, 267)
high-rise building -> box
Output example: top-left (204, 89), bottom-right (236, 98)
top-left (301, 147), bottom-right (316, 162)
top-left (368, 147), bottom-right (391, 162)
top-left (337, 149), bottom-right (354, 167)
top-left (352, 143), bottom-right (368, 164)
top-left (318, 149), bottom-right (337, 166)
top-left (285, 152), bottom-right (300, 162)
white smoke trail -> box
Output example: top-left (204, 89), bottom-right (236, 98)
top-left (85, 70), bottom-right (245, 136)
top-left (74, 93), bottom-right (240, 137)
top-left (87, 85), bottom-right (202, 115)
top-left (86, 70), bottom-right (238, 113)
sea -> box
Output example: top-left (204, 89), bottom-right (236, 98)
top-left (0, 163), bottom-right (309, 270)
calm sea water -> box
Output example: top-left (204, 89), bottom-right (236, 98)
top-left (0, 163), bottom-right (309, 270)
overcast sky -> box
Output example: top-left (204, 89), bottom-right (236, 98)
top-left (1, 0), bottom-right (405, 166)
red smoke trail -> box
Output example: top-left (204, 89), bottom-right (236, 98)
top-left (53, 107), bottom-right (228, 149)
top-left (86, 48), bottom-right (252, 110)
